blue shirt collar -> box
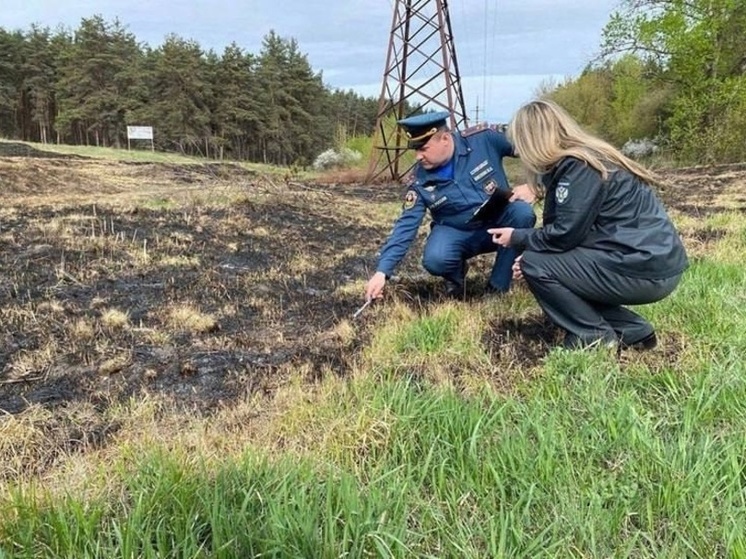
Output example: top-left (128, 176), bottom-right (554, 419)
top-left (430, 156), bottom-right (455, 180)
top-left (416, 132), bottom-right (464, 182)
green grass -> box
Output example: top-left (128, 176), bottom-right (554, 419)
top-left (4, 351), bottom-right (746, 556)
top-left (394, 307), bottom-right (461, 354)
top-left (0, 139), bottom-right (291, 176)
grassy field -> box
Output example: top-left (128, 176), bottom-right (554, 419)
top-left (0, 138), bottom-right (297, 177)
top-left (1, 144), bottom-right (746, 557)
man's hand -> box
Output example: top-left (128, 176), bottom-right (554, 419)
top-left (510, 183), bottom-right (537, 204)
top-left (512, 255), bottom-right (524, 281)
top-left (365, 271), bottom-right (387, 300)
top-left (487, 227), bottom-right (514, 247)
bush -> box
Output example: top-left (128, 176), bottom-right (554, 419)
top-left (312, 148), bottom-right (362, 171)
top-left (621, 138), bottom-right (659, 159)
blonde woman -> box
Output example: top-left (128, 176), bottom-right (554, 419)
top-left (489, 100), bottom-right (688, 350)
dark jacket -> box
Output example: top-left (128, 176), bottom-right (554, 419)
top-left (511, 156), bottom-right (688, 279)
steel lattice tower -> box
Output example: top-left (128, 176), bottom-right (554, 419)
top-left (366, 0), bottom-right (469, 183)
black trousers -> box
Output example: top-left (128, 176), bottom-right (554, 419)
top-left (520, 248), bottom-right (683, 345)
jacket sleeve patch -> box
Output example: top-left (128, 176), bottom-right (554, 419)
top-left (402, 189), bottom-right (418, 210)
top-left (556, 181), bottom-right (570, 204)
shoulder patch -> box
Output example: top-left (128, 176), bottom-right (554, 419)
top-left (402, 189), bottom-right (418, 210)
top-left (461, 122), bottom-right (508, 137)
top-left (461, 122), bottom-right (489, 137)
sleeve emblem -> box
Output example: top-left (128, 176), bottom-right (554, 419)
top-left (402, 189), bottom-right (418, 210)
top-left (556, 183), bottom-right (569, 204)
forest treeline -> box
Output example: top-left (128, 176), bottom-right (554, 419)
top-left (0, 16), bottom-right (379, 165)
top-left (546, 0), bottom-right (746, 164)
top-left (1, 0), bottom-right (745, 166)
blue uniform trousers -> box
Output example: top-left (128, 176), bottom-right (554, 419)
top-left (422, 200), bottom-right (536, 292)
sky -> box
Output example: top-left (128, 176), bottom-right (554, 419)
top-left (1, 0), bottom-right (621, 123)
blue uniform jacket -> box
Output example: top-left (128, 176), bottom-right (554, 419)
top-left (376, 126), bottom-right (514, 277)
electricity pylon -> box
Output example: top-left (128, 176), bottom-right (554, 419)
top-left (366, 0), bottom-right (469, 183)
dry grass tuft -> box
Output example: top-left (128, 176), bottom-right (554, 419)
top-left (37, 300), bottom-right (65, 314)
top-left (69, 318), bottom-right (96, 341)
top-left (100, 308), bottom-right (130, 330)
top-left (98, 352), bottom-right (132, 375)
top-left (328, 319), bottom-right (357, 346)
top-left (166, 304), bottom-right (219, 334)
top-left (6, 343), bottom-right (57, 380)
top-left (159, 255), bottom-right (200, 267)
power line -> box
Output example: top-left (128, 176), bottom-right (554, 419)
top-left (482, 0), bottom-right (488, 121)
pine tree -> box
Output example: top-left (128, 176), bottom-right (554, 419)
top-left (55, 16), bottom-right (142, 146)
top-left (146, 34), bottom-right (211, 155)
top-left (0, 28), bottom-right (25, 138)
top-left (213, 44), bottom-right (261, 160)
top-left (21, 25), bottom-right (65, 143)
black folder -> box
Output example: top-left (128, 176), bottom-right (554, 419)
top-left (467, 189), bottom-right (513, 223)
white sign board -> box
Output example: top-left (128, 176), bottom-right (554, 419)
top-left (126, 126), bottom-right (153, 140)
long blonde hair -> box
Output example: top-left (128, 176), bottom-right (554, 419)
top-left (507, 100), bottom-right (658, 189)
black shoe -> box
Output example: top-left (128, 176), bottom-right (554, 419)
top-left (444, 280), bottom-right (464, 298)
top-left (484, 283), bottom-right (508, 296)
top-left (621, 331), bottom-right (657, 351)
top-left (444, 260), bottom-right (469, 298)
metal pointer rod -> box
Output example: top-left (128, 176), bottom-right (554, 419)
top-left (352, 298), bottom-right (373, 319)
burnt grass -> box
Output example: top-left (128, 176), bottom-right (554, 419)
top-left (1, 179), bottom-right (376, 416)
top-left (1, 151), bottom-right (746, 475)
top-left (0, 153), bottom-right (432, 424)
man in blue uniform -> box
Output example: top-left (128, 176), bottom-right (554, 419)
top-left (364, 111), bottom-right (536, 300)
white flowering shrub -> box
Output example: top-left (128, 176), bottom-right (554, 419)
top-left (312, 148), bottom-right (362, 171)
top-left (622, 138), bottom-right (659, 159)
